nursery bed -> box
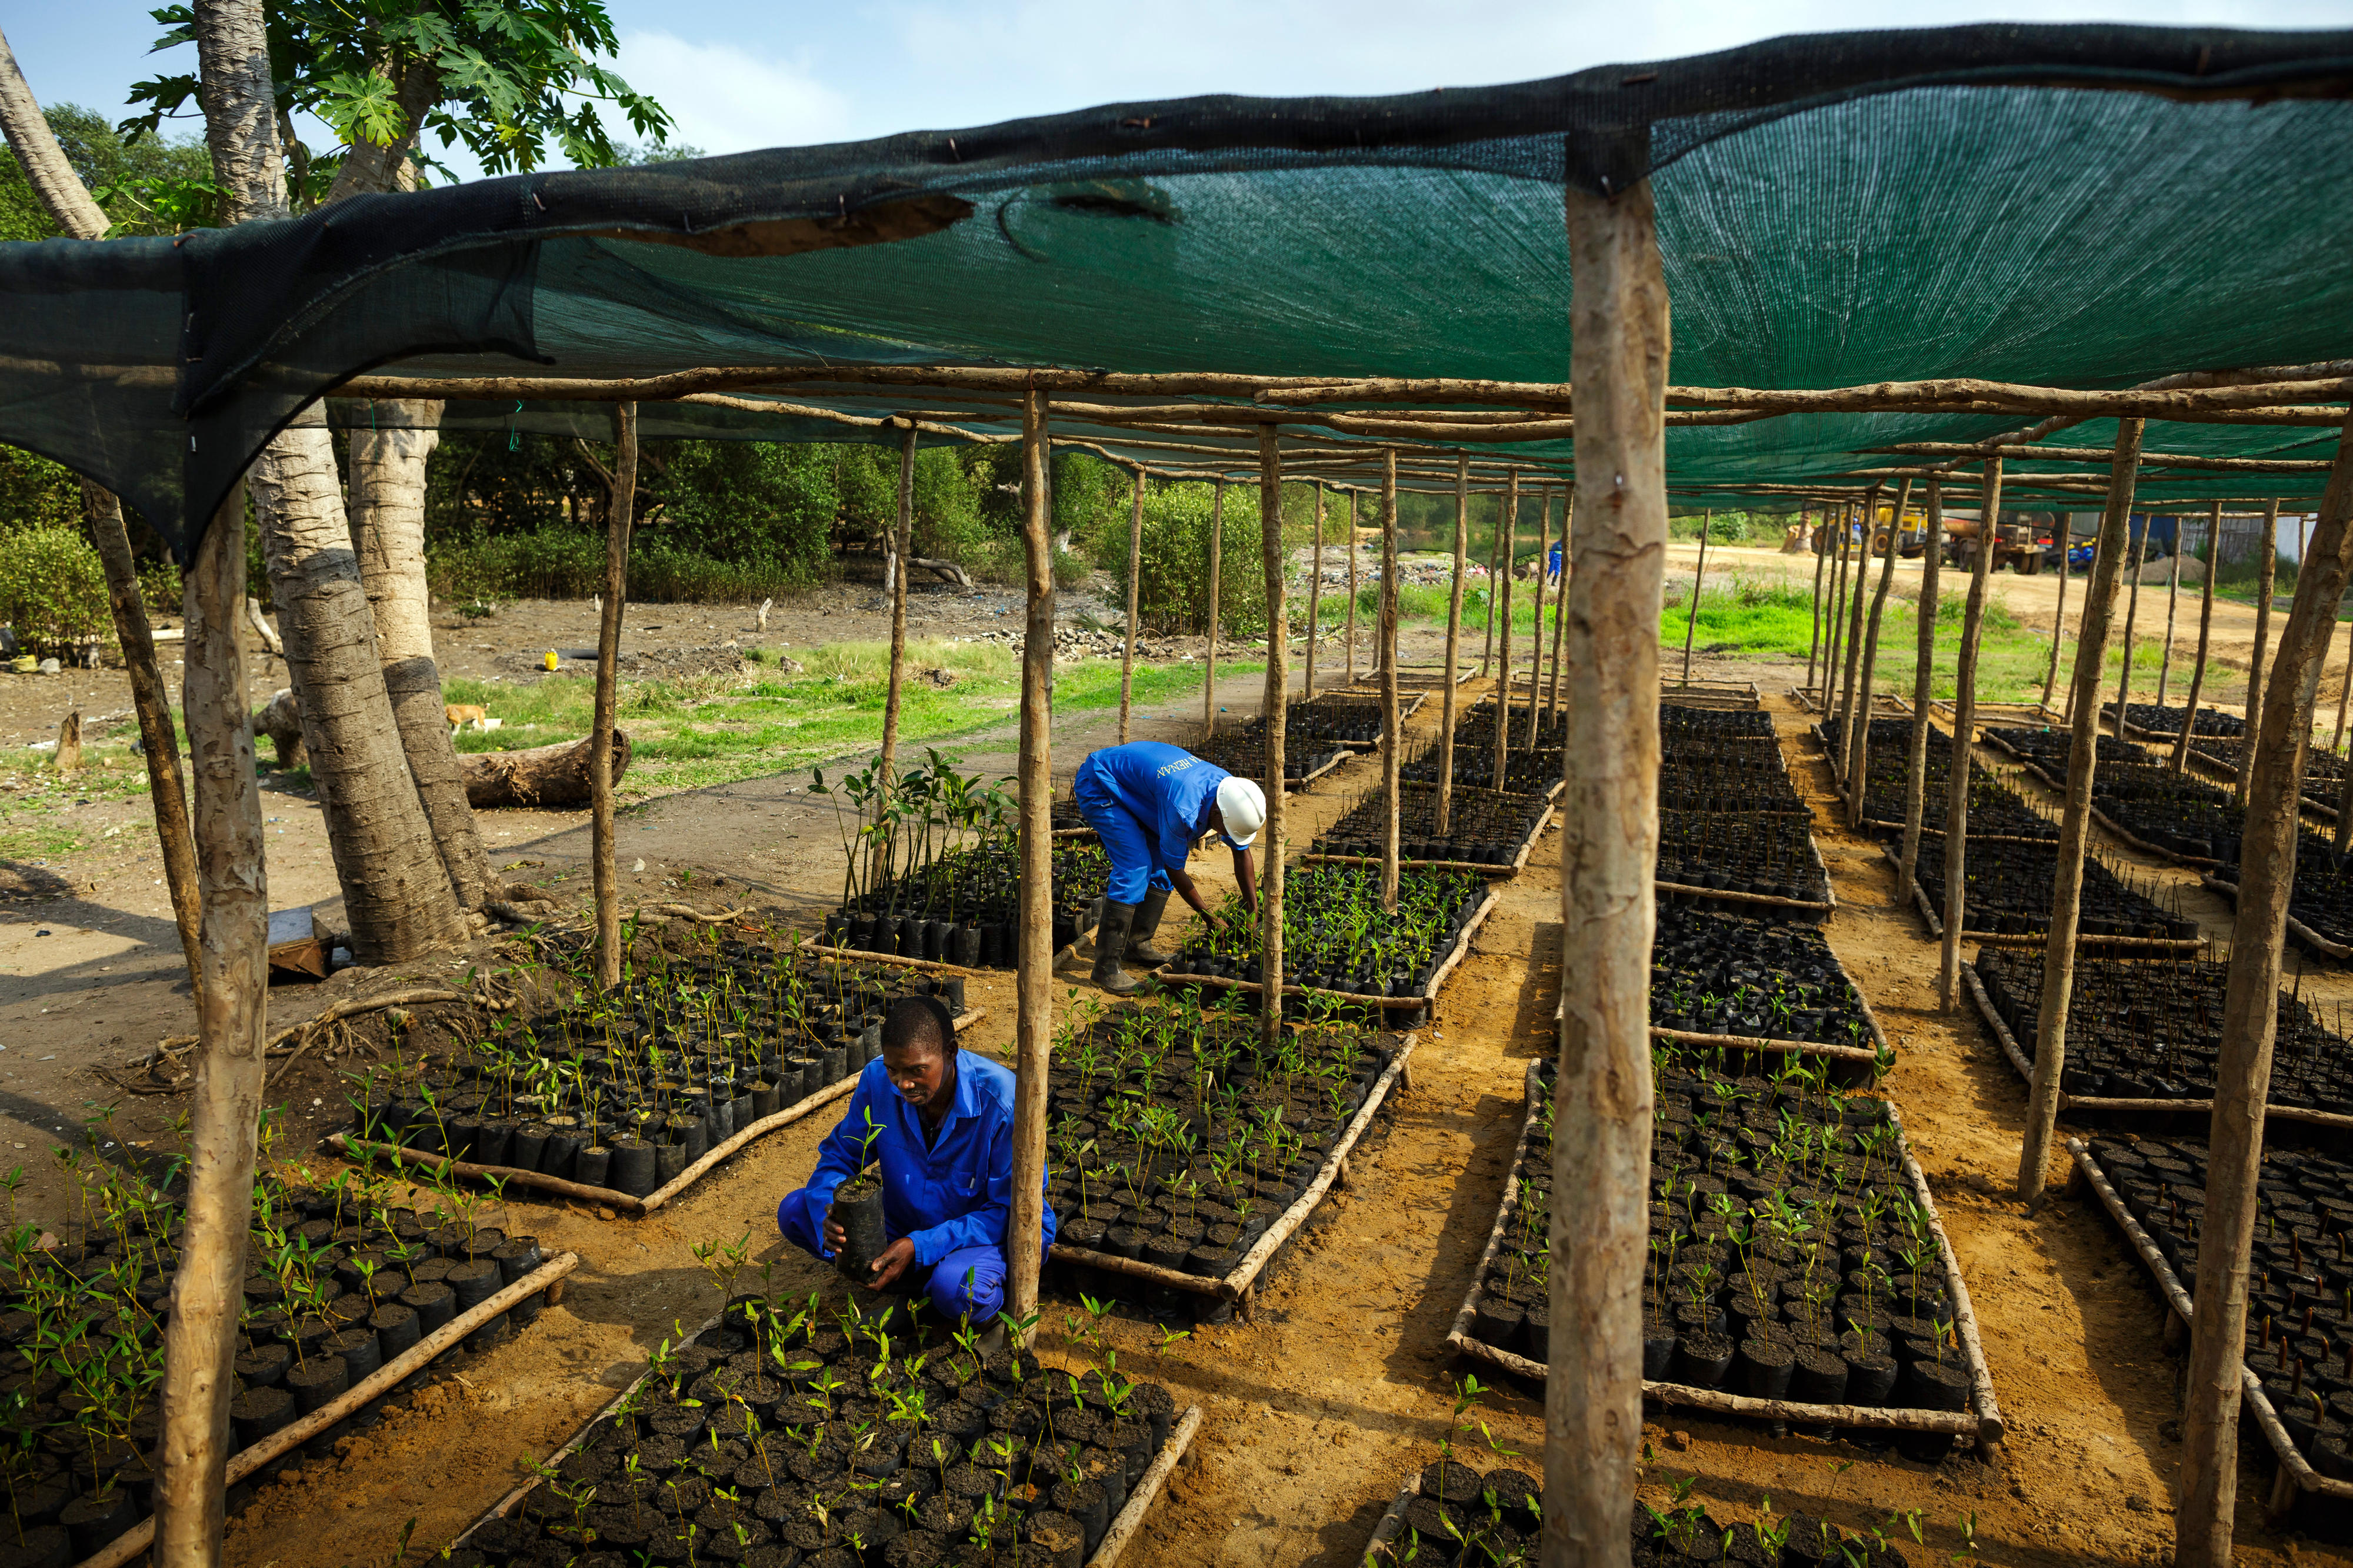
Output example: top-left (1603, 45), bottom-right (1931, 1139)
top-left (1297, 689), bottom-right (1425, 749)
top-left (2204, 869), bottom-right (2353, 963)
top-left (448, 1302), bottom-right (1203, 1568)
top-left (1354, 663), bottom-right (1474, 688)
top-left (1962, 962), bottom-right (2353, 1134)
top-left (2186, 736), bottom-right (2351, 822)
top-left (1888, 844), bottom-right (2201, 954)
top-left (1444, 1063), bottom-right (2004, 1453)
top-left (1302, 780), bottom-right (1558, 878)
top-left (1655, 815), bottom-right (1837, 924)
top-left (1151, 878), bottom-right (1501, 1016)
top-left (2099, 700), bottom-right (2246, 746)
top-left (334, 1002), bottom-right (986, 1214)
top-left (1658, 678), bottom-right (1764, 710)
top-left (828, 836), bottom-right (1114, 968)
top-left (2068, 1138), bottom-right (2353, 1532)
top-left (1649, 905), bottom-right (1894, 1070)
top-left (1981, 732), bottom-right (2229, 869)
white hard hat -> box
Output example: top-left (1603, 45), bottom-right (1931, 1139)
top-left (1216, 777), bottom-right (1267, 846)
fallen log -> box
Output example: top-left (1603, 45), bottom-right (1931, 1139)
top-left (459, 729), bottom-right (631, 809)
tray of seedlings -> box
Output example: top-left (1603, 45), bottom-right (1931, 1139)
top-left (1982, 724), bottom-right (2242, 866)
top-left (1295, 689), bottom-right (1424, 748)
top-left (1190, 718), bottom-right (1350, 791)
top-left (2179, 736), bottom-right (2351, 821)
top-left (1663, 703), bottom-right (1779, 745)
top-left (335, 936), bottom-right (984, 1213)
top-left (1892, 832), bottom-right (2201, 952)
top-left (2068, 1134), bottom-right (2353, 1533)
top-left (1808, 712), bottom-right (1918, 793)
top-left (1967, 949), bottom-right (2353, 1132)
top-left (1650, 906), bottom-right (1892, 1075)
top-left (449, 1286), bottom-right (1201, 1568)
top-left (2099, 700), bottom-right (2247, 745)
top-left (1301, 780), bottom-right (1557, 875)
top-left (1398, 745), bottom-right (1559, 795)
top-left (1041, 996), bottom-right (1415, 1322)
top-left (1445, 1052), bottom-right (2003, 1459)
top-left (2205, 827), bottom-right (2353, 962)
top-left (1658, 721), bottom-right (1806, 815)
top-left (1359, 1451), bottom-right (1921, 1568)
top-left (825, 839), bottom-right (1113, 968)
top-left (1657, 810), bottom-right (1835, 922)
top-left (0, 1142), bottom-right (578, 1567)
top-left (1153, 863), bottom-right (1498, 1019)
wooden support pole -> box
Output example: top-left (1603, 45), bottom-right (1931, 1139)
top-left (2114, 509), bottom-right (2147, 736)
top-left (1547, 175), bottom-right (1665, 1568)
top-left (2018, 421), bottom-right (2142, 1205)
top-left (1898, 483), bottom-right (1945, 891)
top-left (1436, 455), bottom-right (1469, 834)
top-left (1806, 508), bottom-right (1829, 694)
top-left (1680, 505), bottom-right (1708, 685)
top-left (1849, 479), bottom-right (1910, 828)
top-left (591, 403), bottom-right (637, 990)
top-left (1344, 491), bottom-right (1359, 687)
top-left (152, 482), bottom-right (269, 1568)
top-left (1258, 429), bottom-right (1288, 1053)
top-left (2158, 526), bottom-right (2184, 710)
top-left (1827, 504), bottom-right (1853, 709)
top-left (1007, 389), bottom-right (1055, 1339)
top-left (1119, 465), bottom-right (1143, 743)
top-left (1838, 490), bottom-right (1878, 765)
top-left (1529, 487), bottom-right (1553, 737)
top-left (2043, 512), bottom-right (2073, 713)
top-left (876, 422), bottom-right (916, 818)
top-left (1204, 479), bottom-right (1224, 736)
top-left (1548, 491), bottom-right (1571, 722)
top-left (1939, 459), bottom-right (2003, 1011)
top-left (1305, 480), bottom-right (1325, 701)
top-left (2239, 498), bottom-right (2281, 803)
top-left (1380, 451), bottom-right (1402, 911)
top-left (1481, 478), bottom-right (1504, 678)
top-left (1492, 469), bottom-right (1519, 788)
top-left (2174, 501), bottom-right (2222, 774)
top-left (2178, 419), bottom-right (2353, 1568)
top-left (2329, 616), bottom-right (2352, 757)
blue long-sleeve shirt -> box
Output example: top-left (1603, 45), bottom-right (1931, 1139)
top-left (1075, 742), bottom-right (1242, 876)
top-left (802, 1052), bottom-right (1055, 1267)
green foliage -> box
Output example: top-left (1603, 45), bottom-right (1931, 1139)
top-left (0, 449), bottom-right (86, 535)
top-left (652, 442), bottom-right (837, 587)
top-left (138, 556), bottom-right (182, 615)
top-left (0, 104), bottom-right (212, 239)
top-left (425, 529), bottom-right (818, 603)
top-left (1670, 509), bottom-right (1783, 543)
top-left (1081, 473), bottom-right (1323, 634)
top-left (0, 528), bottom-right (111, 655)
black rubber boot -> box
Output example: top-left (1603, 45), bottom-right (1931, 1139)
top-left (1129, 888), bottom-right (1176, 967)
top-left (1091, 900), bottom-right (1142, 995)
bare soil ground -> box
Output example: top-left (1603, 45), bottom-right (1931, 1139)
top-left (5, 579), bottom-right (2348, 1567)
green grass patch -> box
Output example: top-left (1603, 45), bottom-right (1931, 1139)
top-left (0, 820), bottom-right (84, 860)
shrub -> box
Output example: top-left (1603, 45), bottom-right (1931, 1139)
top-left (138, 556), bottom-right (182, 615)
top-left (0, 526), bottom-right (111, 655)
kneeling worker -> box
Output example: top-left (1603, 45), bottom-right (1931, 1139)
top-left (776, 996), bottom-right (1053, 1329)
top-left (1072, 740), bottom-right (1267, 995)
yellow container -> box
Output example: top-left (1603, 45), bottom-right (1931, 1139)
top-left (544, 649), bottom-right (559, 670)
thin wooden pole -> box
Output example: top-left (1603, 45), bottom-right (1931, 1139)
top-left (1436, 455), bottom-right (1470, 834)
top-left (2158, 526), bottom-right (2184, 710)
top-left (1481, 482), bottom-right (1504, 678)
top-left (1305, 480), bottom-right (1325, 701)
top-left (2018, 421), bottom-right (2142, 1205)
top-left (1204, 479), bottom-right (1224, 736)
top-left (1380, 452), bottom-right (1402, 912)
top-left (152, 483), bottom-right (268, 1568)
top-left (1547, 491), bottom-right (1571, 722)
top-left (2112, 509), bottom-right (2147, 736)
top-left (1344, 491), bottom-right (1359, 686)
top-left (1527, 487), bottom-right (1552, 736)
top-left (1849, 479), bottom-right (1910, 828)
top-left (1118, 465), bottom-right (1143, 743)
top-left (1838, 492), bottom-right (1877, 759)
top-left (1823, 507), bottom-right (1849, 705)
top-left (2178, 419), bottom-right (2353, 1568)
top-left (591, 403), bottom-right (636, 990)
top-left (2042, 512), bottom-right (2072, 712)
top-left (1006, 389), bottom-right (1055, 1339)
top-left (2331, 615), bottom-right (2353, 758)
top-left (1898, 482), bottom-right (1945, 891)
top-left (1680, 506), bottom-right (1708, 684)
top-left (1805, 508), bottom-right (1829, 695)
top-left (1492, 471), bottom-right (1519, 788)
top-left (876, 422), bottom-right (916, 807)
top-left (2238, 498), bottom-right (2281, 803)
top-left (1938, 459), bottom-right (2003, 1011)
top-left (1258, 429), bottom-right (1288, 1053)
top-left (2172, 501), bottom-right (2222, 774)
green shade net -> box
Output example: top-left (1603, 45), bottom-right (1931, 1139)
top-left (2, 23), bottom-right (2350, 551)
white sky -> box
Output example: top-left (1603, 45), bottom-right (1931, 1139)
top-left (9, 0), bottom-right (2352, 181)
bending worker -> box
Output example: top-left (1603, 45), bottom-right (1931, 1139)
top-left (1072, 739), bottom-right (1267, 995)
top-left (776, 996), bottom-right (1052, 1332)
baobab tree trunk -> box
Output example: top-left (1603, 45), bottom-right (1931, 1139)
top-left (1119, 465), bottom-right (1143, 743)
top-left (349, 396), bottom-right (494, 911)
top-left (1848, 480), bottom-right (1910, 828)
top-left (2174, 501), bottom-right (2222, 775)
top-left (589, 404), bottom-right (638, 989)
top-left (2238, 498), bottom-right (2280, 803)
top-left (2158, 529), bottom-right (2184, 709)
top-left (1204, 480), bottom-right (1223, 736)
top-left (1381, 453), bottom-right (1401, 912)
top-left (1435, 456), bottom-right (1469, 835)
top-left (2043, 513), bottom-right (2072, 712)
top-left (2177, 423), bottom-right (2353, 1568)
top-left (1257, 429), bottom-right (1288, 1054)
top-left (2112, 515), bottom-right (2146, 738)
top-left (1006, 389), bottom-right (1055, 1340)
top-left (1938, 461), bottom-right (2004, 1011)
top-left (2018, 422), bottom-right (2142, 1205)
top-left (1546, 176), bottom-right (1665, 1568)
top-left (253, 409), bottom-right (466, 961)
top-left (1898, 483), bottom-right (1945, 892)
